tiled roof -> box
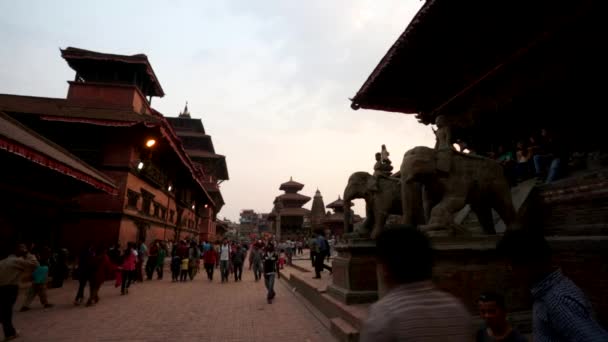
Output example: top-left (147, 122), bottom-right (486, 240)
top-left (185, 149), bottom-right (225, 159)
top-left (61, 47), bottom-right (164, 97)
top-left (280, 178), bottom-right (304, 191)
top-left (0, 111), bottom-right (117, 194)
top-left (0, 94), bottom-right (159, 123)
top-left (278, 207), bottom-right (311, 217)
top-left (277, 193), bottom-right (311, 202)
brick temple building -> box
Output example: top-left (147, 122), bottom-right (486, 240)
top-left (0, 47), bottom-right (220, 254)
top-left (350, 0), bottom-right (608, 332)
top-left (167, 104), bottom-right (229, 242)
top-left (268, 178), bottom-right (311, 241)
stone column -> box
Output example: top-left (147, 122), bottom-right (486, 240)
top-left (327, 237), bottom-right (378, 304)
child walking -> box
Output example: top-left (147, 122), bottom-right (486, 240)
top-left (20, 258), bottom-right (53, 311)
top-left (180, 257), bottom-right (189, 282)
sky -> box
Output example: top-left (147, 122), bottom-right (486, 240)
top-left (0, 0), bottom-right (434, 222)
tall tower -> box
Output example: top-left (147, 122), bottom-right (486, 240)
top-left (310, 189), bottom-right (326, 230)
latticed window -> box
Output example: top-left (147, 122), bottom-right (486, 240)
top-left (127, 190), bottom-right (139, 208)
top-left (141, 189), bottom-right (154, 216)
top-left (153, 203), bottom-right (160, 217)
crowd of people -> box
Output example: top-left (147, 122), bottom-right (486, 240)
top-left (0, 235), bottom-right (297, 340)
top-left (359, 225), bottom-right (608, 342)
top-left (458, 128), bottom-right (569, 185)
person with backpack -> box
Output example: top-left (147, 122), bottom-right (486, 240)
top-left (313, 230), bottom-right (330, 279)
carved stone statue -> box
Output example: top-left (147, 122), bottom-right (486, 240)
top-left (344, 171), bottom-right (424, 239)
top-left (434, 115), bottom-right (453, 173)
top-left (373, 153), bottom-right (393, 177)
top-left (400, 146), bottom-right (516, 234)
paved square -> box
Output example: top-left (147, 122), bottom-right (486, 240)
top-left (12, 265), bottom-right (335, 342)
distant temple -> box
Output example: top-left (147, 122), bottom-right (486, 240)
top-left (167, 103), bottom-right (229, 242)
top-left (310, 189), bottom-right (326, 230)
top-left (268, 178), bottom-right (311, 240)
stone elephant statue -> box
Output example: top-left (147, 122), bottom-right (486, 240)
top-left (400, 146), bottom-right (516, 234)
top-left (344, 171), bottom-right (424, 238)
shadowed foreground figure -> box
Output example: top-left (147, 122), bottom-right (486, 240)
top-left (360, 225), bottom-right (471, 342)
top-left (497, 229), bottom-right (608, 342)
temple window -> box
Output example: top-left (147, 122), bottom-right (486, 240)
top-left (127, 190), bottom-right (140, 208)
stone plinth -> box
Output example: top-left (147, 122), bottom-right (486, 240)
top-left (327, 237), bottom-right (378, 305)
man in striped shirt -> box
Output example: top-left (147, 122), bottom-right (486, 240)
top-left (360, 225), bottom-right (472, 342)
top-left (497, 229), bottom-right (608, 342)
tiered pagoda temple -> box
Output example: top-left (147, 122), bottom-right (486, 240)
top-left (166, 104), bottom-right (229, 242)
top-left (323, 196), bottom-right (361, 238)
top-left (268, 178), bottom-right (311, 241)
top-left (0, 47), bottom-right (217, 253)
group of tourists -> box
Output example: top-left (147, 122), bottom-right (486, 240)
top-left (0, 235), bottom-right (288, 341)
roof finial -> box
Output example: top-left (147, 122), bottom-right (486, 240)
top-left (290, 176), bottom-right (293, 181)
top-left (179, 101), bottom-right (191, 118)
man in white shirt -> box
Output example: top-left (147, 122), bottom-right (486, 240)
top-left (219, 239), bottom-right (230, 283)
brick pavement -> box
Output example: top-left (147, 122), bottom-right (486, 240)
top-left (11, 264), bottom-right (335, 342)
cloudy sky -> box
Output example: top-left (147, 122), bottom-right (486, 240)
top-left (0, 0), bottom-right (434, 221)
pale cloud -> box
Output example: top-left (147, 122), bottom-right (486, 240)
top-left (0, 0), bottom-right (431, 220)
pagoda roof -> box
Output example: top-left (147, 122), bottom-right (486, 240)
top-left (166, 116), bottom-right (206, 134)
top-left (185, 149), bottom-right (224, 159)
top-left (326, 196), bottom-right (351, 209)
top-left (0, 94), bottom-right (160, 124)
top-left (276, 193), bottom-right (311, 202)
top-left (61, 47), bottom-right (164, 97)
top-left (278, 207), bottom-right (311, 217)
top-left (280, 177), bottom-right (304, 191)
top-left (0, 111), bottom-right (117, 194)
top-left (350, 0), bottom-right (588, 124)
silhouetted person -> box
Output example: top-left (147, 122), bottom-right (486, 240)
top-left (360, 225), bottom-right (471, 342)
top-left (476, 292), bottom-right (527, 342)
top-left (497, 229), bottom-right (608, 341)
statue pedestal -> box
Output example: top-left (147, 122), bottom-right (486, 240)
top-left (327, 237), bottom-right (378, 305)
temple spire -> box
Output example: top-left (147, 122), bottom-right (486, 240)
top-left (179, 101), bottom-right (191, 118)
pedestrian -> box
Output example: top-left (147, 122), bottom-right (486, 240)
top-left (156, 242), bottom-right (166, 280)
top-left (20, 255), bottom-right (53, 311)
top-left (497, 229), bottom-right (608, 341)
top-left (49, 248), bottom-right (69, 289)
top-left (120, 243), bottom-right (136, 295)
top-left (180, 257), bottom-right (189, 282)
top-left (476, 292), bottom-right (527, 342)
top-left (232, 245), bottom-right (245, 282)
top-left (188, 241), bottom-right (200, 280)
top-left (171, 254), bottom-right (181, 282)
top-left (360, 225), bottom-right (471, 342)
top-left (262, 243), bottom-right (280, 304)
top-left (202, 245), bottom-right (217, 281)
top-left (74, 243), bottom-right (95, 305)
top-left (249, 244), bottom-right (263, 281)
top-left (86, 246), bottom-right (112, 306)
top-left (219, 239), bottom-right (230, 283)
top-left (145, 241), bottom-right (159, 280)
top-left (135, 240), bottom-right (147, 282)
top-left (313, 230), bottom-right (330, 279)
top-left (0, 244), bottom-right (39, 341)
top-left (309, 236), bottom-right (318, 268)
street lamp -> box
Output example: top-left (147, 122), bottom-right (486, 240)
top-left (137, 161), bottom-right (144, 170)
top-left (145, 139), bottom-right (156, 148)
